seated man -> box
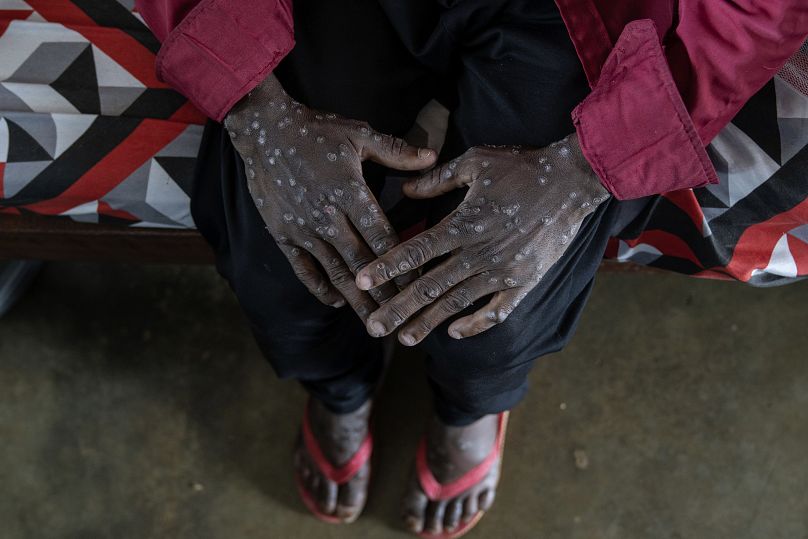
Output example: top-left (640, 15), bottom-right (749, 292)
top-left (138, 0), bottom-right (807, 536)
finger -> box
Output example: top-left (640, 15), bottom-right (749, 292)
top-left (306, 240), bottom-right (380, 323)
top-left (314, 209), bottom-right (399, 302)
top-left (396, 273), bottom-right (503, 346)
top-left (448, 287), bottom-right (529, 339)
top-left (277, 244), bottom-right (346, 308)
top-left (342, 178), bottom-right (417, 289)
top-left (354, 125), bottom-right (436, 171)
top-left (355, 220), bottom-right (461, 290)
top-left (402, 158), bottom-right (476, 200)
top-left (364, 257), bottom-right (475, 338)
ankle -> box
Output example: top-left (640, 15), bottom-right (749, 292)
top-left (426, 413), bottom-right (499, 481)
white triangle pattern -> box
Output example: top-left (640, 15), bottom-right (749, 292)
top-left (617, 241), bottom-right (662, 262)
top-left (0, 21), bottom-right (87, 80)
top-left (759, 234), bottom-right (798, 278)
top-left (0, 117), bottom-right (8, 162)
top-left (706, 122), bottom-right (780, 207)
top-left (51, 112), bottom-right (96, 158)
top-left (92, 45), bottom-right (144, 89)
top-left (144, 159), bottom-right (194, 228)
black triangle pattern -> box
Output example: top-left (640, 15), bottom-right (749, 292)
top-left (51, 44), bottom-right (100, 114)
top-left (5, 120), bottom-right (52, 162)
top-left (731, 79), bottom-right (782, 165)
top-left (153, 156), bottom-right (196, 197)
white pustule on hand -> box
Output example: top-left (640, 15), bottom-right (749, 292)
top-left (224, 74), bottom-right (437, 323)
top-left (355, 133), bottom-right (610, 345)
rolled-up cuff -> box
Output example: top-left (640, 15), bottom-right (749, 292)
top-left (572, 20), bottom-right (718, 200)
top-left (155, 0), bottom-right (295, 122)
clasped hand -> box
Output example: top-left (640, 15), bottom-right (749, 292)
top-left (356, 137), bottom-right (610, 345)
top-left (226, 75), bottom-right (609, 343)
top-left (225, 74), bottom-right (436, 322)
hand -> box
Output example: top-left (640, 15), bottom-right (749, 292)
top-left (224, 74), bottom-right (437, 322)
top-left (354, 134), bottom-right (610, 344)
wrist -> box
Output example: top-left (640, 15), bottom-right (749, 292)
top-left (565, 133), bottom-right (610, 200)
top-left (225, 72), bottom-right (288, 126)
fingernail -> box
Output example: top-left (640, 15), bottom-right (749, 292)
top-left (368, 320), bottom-right (386, 337)
top-left (400, 333), bottom-right (416, 346)
top-left (418, 148), bottom-right (433, 159)
top-left (356, 274), bottom-right (373, 290)
top-left (331, 299), bottom-right (346, 308)
top-left (449, 329), bottom-right (462, 339)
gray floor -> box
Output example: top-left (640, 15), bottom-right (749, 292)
top-left (0, 262), bottom-right (806, 539)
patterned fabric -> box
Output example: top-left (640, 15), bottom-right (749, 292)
top-left (0, 1), bottom-right (806, 285)
top-left (0, 0), bottom-right (205, 227)
top-left (608, 47), bottom-right (808, 286)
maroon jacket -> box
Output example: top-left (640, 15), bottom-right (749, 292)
top-left (136, 0), bottom-right (808, 200)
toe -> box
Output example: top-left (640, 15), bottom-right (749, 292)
top-left (318, 478), bottom-right (338, 515)
top-left (444, 498), bottom-right (462, 532)
top-left (336, 468), bottom-right (368, 521)
top-left (299, 457), bottom-right (312, 482)
top-left (425, 501), bottom-right (446, 535)
top-left (303, 470), bottom-right (315, 494)
top-left (401, 484), bottom-right (428, 533)
top-left (462, 494), bottom-right (479, 523)
top-left (478, 488), bottom-right (496, 512)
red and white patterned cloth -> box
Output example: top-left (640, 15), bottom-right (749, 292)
top-left (1, 1), bottom-right (806, 285)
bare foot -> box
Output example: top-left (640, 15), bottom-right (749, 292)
top-left (294, 399), bottom-right (372, 522)
top-left (401, 413), bottom-right (502, 535)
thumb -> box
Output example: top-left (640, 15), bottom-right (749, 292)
top-left (357, 127), bottom-right (437, 171)
top-left (402, 161), bottom-right (470, 199)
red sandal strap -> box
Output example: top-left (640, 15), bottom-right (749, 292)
top-left (302, 401), bottom-right (373, 485)
top-left (416, 413), bottom-right (506, 501)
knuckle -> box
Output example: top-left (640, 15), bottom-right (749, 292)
top-left (413, 317), bottom-right (435, 336)
top-left (412, 277), bottom-right (443, 305)
top-left (442, 289), bottom-right (471, 313)
top-left (364, 227), bottom-right (391, 248)
top-left (390, 137), bottom-right (405, 156)
top-left (322, 256), bottom-right (342, 271)
top-left (368, 287), bottom-right (387, 302)
top-left (346, 254), bottom-right (372, 274)
top-left (495, 305), bottom-right (513, 323)
top-left (403, 238), bottom-right (433, 266)
top-left (384, 304), bottom-right (407, 328)
top-left (371, 236), bottom-right (396, 254)
top-left (308, 278), bottom-right (330, 296)
top-left (329, 267), bottom-right (353, 287)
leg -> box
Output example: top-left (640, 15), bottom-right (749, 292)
top-left (400, 0), bottom-right (650, 533)
top-left (191, 0), bottom-right (438, 521)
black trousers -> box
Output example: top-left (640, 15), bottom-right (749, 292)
top-left (191, 0), bottom-right (648, 425)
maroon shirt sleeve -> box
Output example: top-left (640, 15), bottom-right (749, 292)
top-left (136, 0), bottom-right (295, 122)
top-left (571, 2), bottom-right (808, 200)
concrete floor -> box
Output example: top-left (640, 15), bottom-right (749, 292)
top-left (0, 262), bottom-right (806, 539)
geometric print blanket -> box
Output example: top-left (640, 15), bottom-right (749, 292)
top-left (0, 1), bottom-right (806, 286)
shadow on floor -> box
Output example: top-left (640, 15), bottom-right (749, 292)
top-left (0, 262), bottom-right (806, 539)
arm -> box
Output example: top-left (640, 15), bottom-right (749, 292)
top-left (572, 2), bottom-right (808, 200)
top-left (135, 0), bottom-right (295, 121)
top-left (137, 1), bottom-right (439, 321)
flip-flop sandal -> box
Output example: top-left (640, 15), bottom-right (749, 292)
top-left (294, 400), bottom-right (374, 524)
top-left (414, 412), bottom-right (509, 539)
